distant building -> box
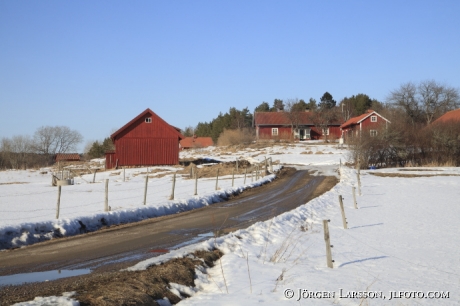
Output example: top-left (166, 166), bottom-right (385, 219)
top-left (55, 153), bottom-right (80, 163)
top-left (180, 136), bottom-right (213, 149)
top-left (431, 108), bottom-right (460, 125)
top-left (253, 111), bottom-right (342, 141)
top-left (106, 108), bottom-right (184, 169)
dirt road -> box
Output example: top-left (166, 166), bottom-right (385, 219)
top-left (0, 168), bottom-right (338, 305)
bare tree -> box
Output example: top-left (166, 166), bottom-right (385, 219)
top-left (418, 80), bottom-right (459, 124)
top-left (387, 81), bottom-right (459, 125)
top-left (284, 98), bottom-right (305, 139)
top-left (33, 126), bottom-right (83, 155)
top-left (312, 106), bottom-right (339, 142)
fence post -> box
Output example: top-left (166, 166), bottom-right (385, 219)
top-left (143, 175), bottom-right (149, 205)
top-left (244, 168), bottom-right (247, 184)
top-left (232, 169), bottom-right (234, 187)
top-left (56, 185), bottom-right (61, 219)
top-left (169, 173), bottom-right (176, 200)
top-left (323, 220), bottom-right (333, 268)
top-left (356, 161), bottom-right (362, 196)
top-left (236, 160), bottom-right (239, 173)
top-left (93, 169), bottom-right (98, 183)
top-left (269, 157), bottom-right (273, 173)
top-left (338, 195), bottom-right (348, 229)
top-left (104, 179), bottom-right (109, 212)
top-left (215, 168), bottom-right (219, 190)
top-left (194, 171), bottom-right (198, 196)
top-left (264, 157), bottom-right (269, 175)
top-left (352, 186), bottom-right (358, 209)
top-left (123, 167), bottom-right (125, 182)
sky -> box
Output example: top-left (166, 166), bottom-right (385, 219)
top-left (1, 0), bottom-right (459, 152)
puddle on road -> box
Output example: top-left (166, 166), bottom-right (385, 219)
top-left (172, 232), bottom-right (214, 249)
top-left (0, 269), bottom-right (91, 287)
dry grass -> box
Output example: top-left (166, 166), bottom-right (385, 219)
top-left (217, 128), bottom-right (255, 146)
top-left (369, 172), bottom-right (460, 178)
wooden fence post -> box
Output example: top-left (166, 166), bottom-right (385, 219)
top-left (56, 185), bottom-right (61, 219)
top-left (352, 186), bottom-right (358, 209)
top-left (338, 195), bottom-right (348, 229)
top-left (244, 168), bottom-right (247, 184)
top-left (93, 169), bottom-right (98, 183)
top-left (269, 157), bottom-right (273, 173)
top-left (236, 160), bottom-right (239, 173)
top-left (356, 161), bottom-right (362, 196)
top-left (123, 167), bottom-right (125, 182)
top-left (104, 179), bottom-right (109, 212)
top-left (215, 169), bottom-right (219, 190)
top-left (143, 175), bottom-right (149, 205)
top-left (232, 169), bottom-right (234, 187)
top-left (169, 173), bottom-right (176, 200)
top-left (194, 171), bottom-right (198, 196)
top-left (323, 220), bottom-right (334, 268)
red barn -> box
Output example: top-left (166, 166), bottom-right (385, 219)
top-left (340, 110), bottom-right (390, 141)
top-left (106, 109), bottom-right (184, 169)
top-left (253, 111), bottom-right (342, 141)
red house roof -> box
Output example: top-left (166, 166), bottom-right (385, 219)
top-left (111, 108), bottom-right (184, 141)
top-left (432, 108), bottom-right (460, 124)
top-left (55, 153), bottom-right (80, 162)
top-left (340, 110), bottom-right (390, 129)
top-left (254, 111), bottom-right (341, 126)
top-left (180, 137), bottom-right (214, 149)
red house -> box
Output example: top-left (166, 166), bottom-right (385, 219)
top-left (253, 111), bottom-right (342, 141)
top-left (340, 110), bottom-right (390, 140)
top-left (180, 136), bottom-right (214, 149)
top-left (106, 109), bottom-right (184, 169)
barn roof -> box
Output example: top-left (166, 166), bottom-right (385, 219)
top-left (180, 137), bottom-right (214, 148)
top-left (340, 110), bottom-right (390, 129)
top-left (111, 108), bottom-right (184, 140)
top-left (432, 108), bottom-right (460, 124)
top-left (254, 111), bottom-right (341, 126)
top-left (55, 153), bottom-right (80, 162)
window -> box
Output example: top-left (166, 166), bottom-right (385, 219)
top-left (145, 118), bottom-right (152, 123)
top-left (370, 130), bottom-right (377, 137)
top-left (272, 128), bottom-right (278, 136)
top-left (322, 128), bottom-right (329, 136)
top-left (371, 116), bottom-right (377, 122)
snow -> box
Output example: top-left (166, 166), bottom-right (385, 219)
top-left (12, 292), bottom-right (79, 306)
top-left (4, 142), bottom-right (459, 305)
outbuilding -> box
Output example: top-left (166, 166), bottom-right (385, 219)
top-left (106, 108), bottom-right (184, 169)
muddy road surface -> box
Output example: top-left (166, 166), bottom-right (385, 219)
top-left (0, 167), bottom-right (338, 305)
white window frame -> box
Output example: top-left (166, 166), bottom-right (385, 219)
top-left (370, 116), bottom-right (377, 122)
top-left (370, 130), bottom-right (377, 137)
top-left (272, 128), bottom-right (278, 136)
top-left (322, 128), bottom-right (330, 136)
top-left (145, 118), bottom-right (152, 123)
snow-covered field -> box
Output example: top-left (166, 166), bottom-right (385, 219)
top-left (3, 143), bottom-right (459, 305)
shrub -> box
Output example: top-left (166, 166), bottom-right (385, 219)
top-left (217, 128), bottom-right (255, 146)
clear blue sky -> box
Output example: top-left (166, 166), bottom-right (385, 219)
top-left (1, 0), bottom-right (459, 152)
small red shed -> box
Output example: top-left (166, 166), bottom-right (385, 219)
top-left (340, 110), bottom-right (390, 141)
top-left (55, 153), bottom-right (81, 163)
top-left (180, 136), bottom-right (214, 149)
top-left (106, 109), bottom-right (184, 169)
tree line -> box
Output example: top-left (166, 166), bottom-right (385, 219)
top-left (0, 126), bottom-right (83, 169)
